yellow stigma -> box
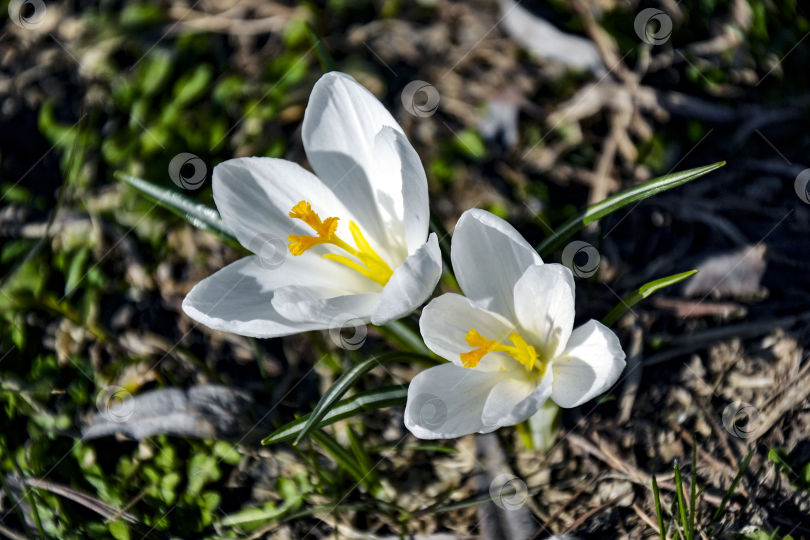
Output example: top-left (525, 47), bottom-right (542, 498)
top-left (287, 200), bottom-right (394, 287)
top-left (460, 329), bottom-right (544, 373)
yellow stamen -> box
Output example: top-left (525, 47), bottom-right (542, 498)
top-left (460, 329), bottom-right (544, 374)
top-left (287, 200), bottom-right (394, 286)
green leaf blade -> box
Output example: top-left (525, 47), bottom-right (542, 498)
top-left (379, 320), bottom-right (435, 357)
top-left (651, 476), bottom-right (666, 540)
top-left (310, 429), bottom-right (366, 484)
top-left (689, 441), bottom-right (697, 540)
top-left (537, 162), bottom-right (725, 256)
top-left (263, 386), bottom-right (408, 445)
top-left (306, 23), bottom-right (337, 73)
top-left (115, 172), bottom-right (244, 250)
top-left (292, 352), bottom-right (434, 445)
top-left (601, 270), bottom-right (698, 327)
top-left (674, 459), bottom-right (689, 535)
top-left (712, 449), bottom-right (754, 522)
top-left (347, 424), bottom-right (376, 483)
top-left (429, 211), bottom-right (453, 271)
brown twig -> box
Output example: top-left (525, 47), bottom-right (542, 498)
top-left (528, 474), bottom-right (600, 540)
top-left (569, 0), bottom-right (635, 85)
top-left (752, 364), bottom-right (810, 442)
top-left (632, 503), bottom-right (662, 536)
top-left (566, 433), bottom-right (728, 507)
top-left (23, 478), bottom-right (141, 524)
top-left (561, 492), bottom-right (634, 534)
top-left (645, 310), bottom-right (810, 367)
top-left (693, 394), bottom-right (739, 470)
top-left (0, 524), bottom-right (28, 540)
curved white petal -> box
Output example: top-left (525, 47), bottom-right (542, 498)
top-left (513, 263), bottom-right (576, 360)
top-left (550, 320), bottom-right (626, 408)
top-left (303, 72), bottom-right (405, 252)
top-left (182, 256), bottom-right (335, 338)
top-left (451, 209), bottom-right (543, 321)
top-left (370, 233), bottom-right (442, 325)
top-left (372, 127), bottom-right (430, 259)
top-left (404, 363), bottom-right (512, 439)
top-left (419, 293), bottom-right (517, 367)
top-left (482, 370), bottom-right (553, 428)
top-left (212, 157), bottom-right (392, 268)
top-left (271, 285), bottom-right (379, 325)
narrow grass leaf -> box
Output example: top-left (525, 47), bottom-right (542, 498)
top-left (116, 172), bottom-right (244, 250)
top-left (429, 211), bottom-right (453, 272)
top-left (306, 23), bottom-right (337, 73)
top-left (537, 162), bottom-right (725, 256)
top-left (674, 459), bottom-right (689, 537)
top-left (712, 449), bottom-right (754, 522)
top-left (652, 476), bottom-right (666, 540)
top-left (293, 352), bottom-right (435, 445)
top-left (419, 485), bottom-right (521, 515)
top-left (378, 320), bottom-right (435, 357)
top-left (689, 440), bottom-right (697, 540)
top-left (291, 445), bottom-right (337, 486)
top-left (263, 386), bottom-right (407, 445)
top-left (347, 424), bottom-right (377, 484)
top-left (310, 429), bottom-right (375, 492)
top-left (601, 270), bottom-right (698, 327)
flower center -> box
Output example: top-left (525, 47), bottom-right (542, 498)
top-left (460, 329), bottom-right (547, 376)
top-left (287, 201), bottom-right (394, 287)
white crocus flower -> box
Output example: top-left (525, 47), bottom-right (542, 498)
top-left (405, 209), bottom-right (626, 439)
top-left (182, 72), bottom-right (442, 337)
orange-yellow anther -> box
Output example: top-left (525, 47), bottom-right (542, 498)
top-left (460, 329), bottom-right (541, 371)
top-left (287, 212), bottom-right (339, 256)
top-left (288, 201), bottom-right (339, 240)
top-left (460, 329), bottom-right (500, 368)
top-left (287, 200), bottom-right (394, 286)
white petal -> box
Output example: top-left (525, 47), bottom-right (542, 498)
top-left (404, 363), bottom-right (512, 439)
top-left (419, 293), bottom-right (517, 367)
top-left (550, 320), bottom-right (626, 408)
top-left (451, 209), bottom-right (543, 321)
top-left (482, 370), bottom-right (553, 428)
top-left (513, 263), bottom-right (576, 360)
top-left (271, 285), bottom-right (379, 325)
top-left (303, 72), bottom-right (405, 251)
top-left (370, 233), bottom-right (442, 325)
top-left (371, 127), bottom-right (430, 258)
top-left (182, 256), bottom-right (328, 338)
top-left (212, 157), bottom-right (393, 268)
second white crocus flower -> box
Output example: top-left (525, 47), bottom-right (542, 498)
top-left (182, 72), bottom-right (442, 337)
top-left (405, 209), bottom-right (626, 439)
